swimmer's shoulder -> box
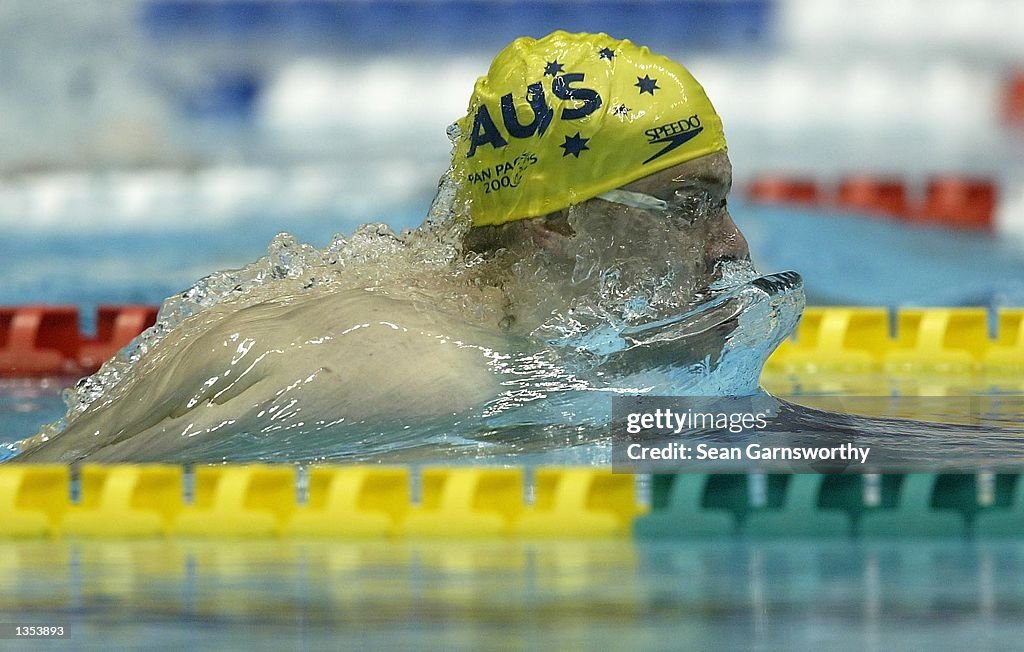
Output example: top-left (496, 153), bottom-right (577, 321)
top-left (288, 288), bottom-right (510, 414)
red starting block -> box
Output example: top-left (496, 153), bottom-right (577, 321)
top-left (78, 306), bottom-right (159, 372)
top-left (746, 176), bottom-right (820, 205)
top-left (0, 305), bottom-right (159, 377)
top-left (919, 177), bottom-right (996, 230)
top-left (0, 306), bottom-right (82, 377)
top-left (836, 175), bottom-right (909, 217)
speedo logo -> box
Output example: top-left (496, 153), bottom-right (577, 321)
top-left (466, 73), bottom-right (603, 158)
top-left (643, 115), bottom-right (703, 164)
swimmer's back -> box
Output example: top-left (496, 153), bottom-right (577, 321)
top-left (16, 288), bottom-right (508, 462)
top-left (284, 288), bottom-right (506, 418)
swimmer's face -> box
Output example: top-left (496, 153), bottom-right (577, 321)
top-left (617, 150), bottom-right (749, 268)
top-left (524, 150), bottom-right (750, 298)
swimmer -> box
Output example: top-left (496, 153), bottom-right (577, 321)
top-left (15, 31), bottom-right (801, 463)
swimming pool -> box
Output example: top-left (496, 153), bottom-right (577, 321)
top-left (5, 1), bottom-right (1024, 647)
top-left (3, 199), bottom-right (1024, 647)
top-left (3, 340), bottom-right (1023, 647)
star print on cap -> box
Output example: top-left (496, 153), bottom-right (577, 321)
top-left (635, 75), bottom-right (660, 95)
top-left (543, 60), bottom-right (564, 76)
top-left (560, 132), bottom-right (590, 157)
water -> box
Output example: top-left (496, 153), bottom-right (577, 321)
top-left (12, 261), bottom-right (800, 463)
top-left (3, 538), bottom-right (1024, 650)
top-left (1, 155), bottom-right (1023, 466)
top-left (7, 154), bottom-right (815, 465)
top-left (4, 205), bottom-right (1024, 466)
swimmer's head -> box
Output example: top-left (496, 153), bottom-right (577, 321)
top-left (463, 148), bottom-right (751, 326)
top-left (452, 30), bottom-right (727, 227)
top-left (452, 32), bottom-right (751, 331)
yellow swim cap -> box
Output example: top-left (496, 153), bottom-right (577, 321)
top-left (453, 30), bottom-right (727, 227)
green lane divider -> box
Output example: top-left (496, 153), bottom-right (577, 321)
top-left (745, 474), bottom-right (850, 537)
top-left (634, 472), bottom-right (1024, 539)
top-left (633, 474), bottom-right (733, 538)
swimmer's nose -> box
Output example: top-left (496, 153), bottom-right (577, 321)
top-left (704, 211), bottom-right (750, 266)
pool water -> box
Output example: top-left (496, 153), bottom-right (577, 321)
top-left (4, 198), bottom-right (1024, 331)
top-left (6, 366), bottom-right (1024, 465)
top-left (5, 366), bottom-right (1020, 646)
top-left (4, 197), bottom-right (1023, 457)
top-left (2, 199), bottom-right (1023, 645)
top-left (3, 538), bottom-right (1024, 650)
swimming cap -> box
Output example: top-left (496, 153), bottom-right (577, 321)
top-left (453, 31), bottom-right (727, 227)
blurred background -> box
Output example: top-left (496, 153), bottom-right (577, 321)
top-left (2, 0), bottom-right (1024, 316)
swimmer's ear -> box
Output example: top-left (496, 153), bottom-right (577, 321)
top-left (542, 210), bottom-right (575, 237)
top-left (525, 209), bottom-right (574, 250)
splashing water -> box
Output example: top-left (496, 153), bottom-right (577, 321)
top-left (18, 152), bottom-right (805, 463)
top-left (30, 167), bottom-right (472, 442)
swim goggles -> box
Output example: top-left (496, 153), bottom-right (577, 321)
top-left (597, 186), bottom-right (720, 225)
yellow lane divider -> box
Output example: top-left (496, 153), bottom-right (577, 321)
top-left (766, 307), bottom-right (1024, 373)
top-left (0, 465), bottom-right (642, 539)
